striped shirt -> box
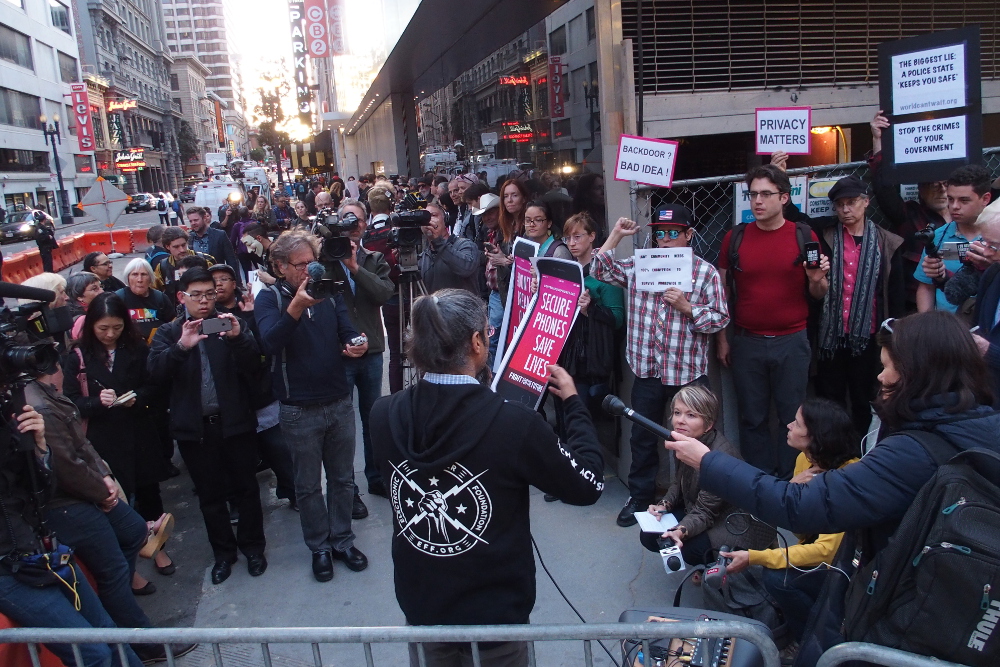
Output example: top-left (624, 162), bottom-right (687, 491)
top-left (591, 250), bottom-right (729, 385)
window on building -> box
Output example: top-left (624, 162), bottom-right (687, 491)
top-left (0, 87), bottom-right (41, 129)
top-left (169, 45), bottom-right (177, 52)
top-left (553, 119), bottom-right (571, 139)
top-left (74, 154), bottom-right (94, 174)
top-left (64, 104), bottom-right (76, 134)
top-left (57, 52), bottom-right (77, 83)
top-left (0, 148), bottom-right (48, 172)
top-left (571, 66), bottom-right (586, 105)
top-left (0, 24), bottom-right (33, 70)
top-left (178, 20), bottom-right (191, 27)
top-left (163, 8), bottom-right (172, 15)
top-left (3, 0), bottom-right (24, 8)
top-left (166, 32), bottom-right (175, 39)
top-left (175, 7), bottom-right (188, 14)
top-left (180, 44), bottom-right (193, 51)
top-left (49, 0), bottom-right (71, 33)
top-left (170, 73), bottom-right (179, 90)
top-left (586, 7), bottom-right (596, 42)
top-left (549, 26), bottom-right (567, 56)
top-left (173, 97), bottom-right (182, 112)
top-left (91, 109), bottom-right (104, 145)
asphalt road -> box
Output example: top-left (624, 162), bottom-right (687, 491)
top-left (0, 208), bottom-right (165, 256)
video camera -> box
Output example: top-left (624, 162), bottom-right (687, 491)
top-left (0, 282), bottom-right (70, 452)
top-left (389, 193), bottom-right (431, 273)
top-left (302, 208), bottom-right (361, 299)
top-left (914, 226), bottom-right (939, 259)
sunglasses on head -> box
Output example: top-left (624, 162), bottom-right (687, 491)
top-left (653, 229), bottom-right (683, 240)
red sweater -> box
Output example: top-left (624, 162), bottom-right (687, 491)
top-left (718, 221), bottom-right (817, 336)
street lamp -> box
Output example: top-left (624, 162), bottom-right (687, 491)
top-left (39, 113), bottom-right (74, 225)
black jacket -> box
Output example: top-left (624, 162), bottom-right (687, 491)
top-left (189, 227), bottom-right (241, 283)
top-left (0, 444), bottom-right (52, 560)
top-left (63, 342), bottom-right (166, 497)
top-left (147, 313), bottom-right (259, 441)
top-left (371, 381), bottom-right (604, 626)
top-left (417, 234), bottom-right (482, 295)
top-left (698, 397), bottom-right (1000, 560)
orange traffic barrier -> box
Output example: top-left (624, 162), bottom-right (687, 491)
top-left (2, 253), bottom-right (28, 284)
top-left (111, 228), bottom-right (134, 254)
top-left (64, 233), bottom-right (86, 264)
top-left (21, 249), bottom-right (43, 279)
top-left (80, 231), bottom-right (114, 254)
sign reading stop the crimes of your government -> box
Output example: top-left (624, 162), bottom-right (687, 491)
top-left (755, 107), bottom-right (811, 155)
top-left (614, 134), bottom-right (679, 188)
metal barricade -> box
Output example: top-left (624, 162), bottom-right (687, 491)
top-left (816, 641), bottom-right (971, 667)
top-left (636, 146), bottom-right (1000, 265)
top-left (0, 621), bottom-right (781, 667)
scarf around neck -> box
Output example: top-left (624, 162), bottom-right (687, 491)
top-left (819, 221), bottom-right (881, 357)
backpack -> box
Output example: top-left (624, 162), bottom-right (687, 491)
top-left (725, 220), bottom-right (812, 303)
top-left (157, 198), bottom-right (167, 211)
top-left (843, 429), bottom-right (1000, 665)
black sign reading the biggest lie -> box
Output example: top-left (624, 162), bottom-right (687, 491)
top-left (877, 26), bottom-right (982, 184)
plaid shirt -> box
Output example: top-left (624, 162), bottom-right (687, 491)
top-left (591, 250), bottom-right (729, 385)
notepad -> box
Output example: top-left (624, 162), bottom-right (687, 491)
top-left (634, 511), bottom-right (678, 533)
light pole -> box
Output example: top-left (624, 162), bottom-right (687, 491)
top-left (39, 113), bottom-right (74, 225)
top-left (582, 81), bottom-right (600, 153)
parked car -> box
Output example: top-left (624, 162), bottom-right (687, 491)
top-left (180, 186), bottom-right (196, 202)
top-left (0, 209), bottom-right (49, 245)
top-left (125, 192), bottom-right (155, 213)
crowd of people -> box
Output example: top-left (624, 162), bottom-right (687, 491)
top-left (2, 108), bottom-right (1000, 667)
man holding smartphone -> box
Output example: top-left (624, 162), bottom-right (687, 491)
top-left (147, 268), bottom-right (267, 585)
top-left (782, 174), bottom-right (906, 442)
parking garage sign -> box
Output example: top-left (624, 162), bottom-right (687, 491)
top-left (614, 134), bottom-right (678, 188)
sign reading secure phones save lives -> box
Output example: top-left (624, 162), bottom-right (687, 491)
top-left (614, 134), bottom-right (679, 188)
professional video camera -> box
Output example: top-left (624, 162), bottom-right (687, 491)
top-left (302, 208), bottom-right (361, 299)
top-left (0, 282), bottom-right (66, 451)
top-left (389, 193), bottom-right (431, 273)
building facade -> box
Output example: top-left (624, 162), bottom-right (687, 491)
top-left (169, 55), bottom-right (219, 182)
top-left (0, 0), bottom-right (96, 216)
top-left (160, 0), bottom-right (247, 162)
top-left (546, 0), bottom-right (598, 168)
top-left (73, 0), bottom-right (181, 193)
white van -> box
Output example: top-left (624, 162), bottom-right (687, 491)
top-left (192, 181), bottom-right (245, 222)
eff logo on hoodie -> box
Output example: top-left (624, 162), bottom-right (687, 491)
top-left (389, 460), bottom-right (492, 557)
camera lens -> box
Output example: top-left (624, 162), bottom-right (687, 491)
top-left (0, 342), bottom-right (58, 375)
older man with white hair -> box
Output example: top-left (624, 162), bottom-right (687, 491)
top-left (968, 200), bottom-right (1000, 392)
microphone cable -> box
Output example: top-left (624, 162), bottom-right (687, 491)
top-left (531, 534), bottom-right (621, 667)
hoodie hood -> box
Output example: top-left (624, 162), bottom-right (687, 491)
top-left (387, 380), bottom-right (505, 469)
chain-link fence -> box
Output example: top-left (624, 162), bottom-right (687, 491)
top-left (637, 147), bottom-right (1000, 265)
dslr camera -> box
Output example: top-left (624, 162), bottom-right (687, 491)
top-left (389, 193), bottom-right (431, 272)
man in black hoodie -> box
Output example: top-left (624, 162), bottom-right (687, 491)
top-left (371, 289), bottom-right (604, 667)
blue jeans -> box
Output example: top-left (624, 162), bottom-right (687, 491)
top-left (488, 290), bottom-right (503, 368)
top-left (758, 566), bottom-right (829, 641)
top-left (0, 568), bottom-right (142, 667)
top-left (343, 353), bottom-right (385, 490)
top-left (45, 501), bottom-right (152, 630)
top-left (281, 397), bottom-right (356, 553)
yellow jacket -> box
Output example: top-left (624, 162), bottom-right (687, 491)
top-left (747, 452), bottom-right (858, 569)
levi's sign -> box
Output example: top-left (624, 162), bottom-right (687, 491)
top-left (756, 107), bottom-right (811, 155)
top-left (70, 83), bottom-right (95, 152)
top-left (614, 134), bottom-right (678, 188)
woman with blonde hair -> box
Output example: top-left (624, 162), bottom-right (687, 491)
top-left (640, 385), bottom-right (751, 566)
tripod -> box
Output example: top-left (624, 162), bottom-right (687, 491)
top-left (397, 253), bottom-right (427, 389)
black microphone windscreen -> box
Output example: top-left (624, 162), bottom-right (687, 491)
top-left (306, 261), bottom-right (326, 281)
top-left (0, 281), bottom-right (56, 303)
top-left (602, 394), bottom-right (627, 416)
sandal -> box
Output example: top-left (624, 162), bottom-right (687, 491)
top-left (139, 513), bottom-right (174, 559)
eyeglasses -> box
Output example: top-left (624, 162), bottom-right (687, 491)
top-left (181, 291), bottom-right (217, 302)
top-left (93, 261), bottom-right (112, 268)
top-left (214, 276), bottom-right (235, 283)
top-left (286, 260), bottom-right (311, 272)
top-left (654, 229), bottom-right (683, 240)
top-left (562, 234), bottom-right (590, 244)
top-left (880, 318), bottom-right (896, 334)
top-left (747, 191), bottom-right (781, 200)
top-left (524, 217), bottom-right (548, 225)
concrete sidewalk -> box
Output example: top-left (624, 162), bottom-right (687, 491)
top-left (81, 253), bottom-right (701, 666)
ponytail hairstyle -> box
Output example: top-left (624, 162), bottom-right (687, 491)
top-left (405, 289), bottom-right (488, 374)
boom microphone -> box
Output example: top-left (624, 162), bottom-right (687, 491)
top-left (0, 282), bottom-right (56, 304)
top-left (602, 394), bottom-right (674, 442)
top-left (306, 261), bottom-right (326, 281)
